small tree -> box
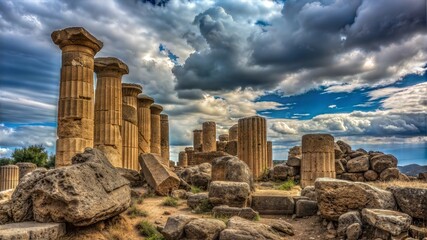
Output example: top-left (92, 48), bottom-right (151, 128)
top-left (11, 145), bottom-right (48, 167)
top-left (0, 157), bottom-right (13, 166)
top-left (45, 154), bottom-right (56, 169)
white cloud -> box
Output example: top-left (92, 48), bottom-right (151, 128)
top-left (328, 104), bottom-right (337, 109)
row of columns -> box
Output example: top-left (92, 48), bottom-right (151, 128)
top-left (52, 27), bottom-right (170, 170)
top-left (0, 163), bottom-right (37, 191)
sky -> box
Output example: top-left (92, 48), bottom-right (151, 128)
top-left (0, 0), bottom-right (426, 166)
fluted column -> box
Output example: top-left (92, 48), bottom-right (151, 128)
top-left (185, 147), bottom-right (195, 166)
top-left (178, 151), bottom-right (188, 167)
top-left (51, 27), bottom-right (103, 167)
top-left (94, 57), bottom-right (128, 167)
top-left (193, 129), bottom-right (203, 152)
top-left (160, 114), bottom-right (170, 165)
top-left (150, 104), bottom-right (163, 155)
top-left (122, 83), bottom-right (142, 170)
top-left (301, 134), bottom-right (335, 188)
top-left (229, 124), bottom-right (238, 141)
top-left (238, 116), bottom-right (267, 179)
top-left (16, 162), bottom-right (37, 181)
top-left (0, 165), bottom-right (19, 191)
top-left (202, 121), bottom-right (216, 152)
top-left (267, 141), bottom-right (273, 168)
top-left (137, 94), bottom-right (154, 155)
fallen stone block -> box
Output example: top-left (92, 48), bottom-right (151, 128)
top-left (362, 208), bottom-right (412, 236)
top-left (184, 218), bottom-right (226, 240)
top-left (409, 225), bottom-right (427, 239)
top-left (139, 153), bottom-right (180, 196)
top-left (211, 156), bottom-right (254, 190)
top-left (295, 200), bottom-right (318, 217)
top-left (162, 215), bottom-right (196, 240)
top-left (0, 222), bottom-right (66, 240)
top-left (187, 193), bottom-right (209, 210)
top-left (208, 181), bottom-right (250, 208)
top-left (212, 205), bottom-right (258, 220)
top-left (251, 191), bottom-right (294, 215)
top-left (388, 186), bottom-right (427, 220)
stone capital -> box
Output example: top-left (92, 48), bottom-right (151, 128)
top-left (193, 129), bottom-right (203, 133)
top-left (160, 114), bottom-right (168, 120)
top-left (51, 27), bottom-right (103, 53)
top-left (150, 104), bottom-right (163, 115)
top-left (94, 57), bottom-right (129, 76)
top-left (137, 94), bottom-right (154, 108)
top-left (122, 83), bottom-right (142, 97)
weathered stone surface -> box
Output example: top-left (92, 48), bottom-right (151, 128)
top-left (211, 156), bottom-right (254, 191)
top-left (0, 198), bottom-right (11, 224)
top-left (334, 143), bottom-right (344, 159)
top-left (380, 167), bottom-right (400, 181)
top-left (315, 178), bottom-right (396, 220)
top-left (178, 163), bottom-right (211, 190)
top-left (288, 146), bottom-right (302, 158)
top-left (16, 162), bottom-right (37, 181)
top-left (335, 159), bottom-right (345, 175)
top-left (301, 186), bottom-right (317, 201)
top-left (286, 156), bottom-right (301, 167)
top-left (187, 193), bottom-right (209, 210)
top-left (225, 140), bottom-right (238, 156)
top-left (0, 222), bottom-right (66, 240)
top-left (192, 151), bottom-right (230, 165)
top-left (364, 170), bottom-right (379, 181)
top-left (336, 140), bottom-right (351, 154)
top-left (341, 173), bottom-right (365, 182)
top-left (349, 151), bottom-right (365, 159)
top-left (251, 192), bottom-right (295, 215)
top-left (202, 121), bottom-right (217, 152)
top-left (346, 223), bottom-right (362, 240)
top-left (139, 153), bottom-right (180, 196)
top-left (268, 219), bottom-right (295, 236)
top-left (409, 225), bottom-right (427, 239)
top-left (184, 218), bottom-right (226, 240)
top-left (362, 208), bottom-right (412, 236)
top-left (11, 148), bottom-right (130, 226)
top-left (219, 134), bottom-right (229, 142)
top-left (337, 211), bottom-right (362, 237)
top-left (150, 104), bottom-right (163, 155)
top-left (212, 205), bottom-right (258, 220)
top-left (220, 216), bottom-right (293, 240)
top-left (371, 154), bottom-right (398, 173)
top-left (295, 200), bottom-right (318, 217)
top-left (162, 215), bottom-right (196, 240)
top-left (388, 186), bottom-right (427, 220)
top-left (346, 155), bottom-right (369, 173)
top-left (209, 181), bottom-right (250, 207)
top-left (171, 189), bottom-right (188, 199)
top-left (398, 173), bottom-right (410, 181)
top-left (272, 164), bottom-right (288, 180)
top-left (116, 167), bottom-right (144, 187)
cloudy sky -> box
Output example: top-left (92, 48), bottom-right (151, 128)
top-left (0, 0), bottom-right (426, 165)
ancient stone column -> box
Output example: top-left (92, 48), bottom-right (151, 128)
top-left (202, 122), bottom-right (216, 152)
top-left (137, 94), bottom-right (154, 155)
top-left (16, 162), bottom-right (37, 181)
top-left (51, 27), bottom-right (103, 167)
top-left (0, 165), bottom-right (19, 191)
top-left (229, 124), bottom-right (238, 141)
top-left (267, 141), bottom-right (273, 168)
top-left (301, 134), bottom-right (335, 188)
top-left (238, 116), bottom-right (267, 179)
top-left (178, 151), bottom-right (188, 167)
top-left (185, 147), bottom-right (195, 166)
top-left (150, 104), bottom-right (163, 155)
top-left (160, 114), bottom-right (170, 165)
top-left (121, 83), bottom-right (142, 170)
top-left (193, 129), bottom-right (203, 152)
top-left (94, 57), bottom-right (128, 167)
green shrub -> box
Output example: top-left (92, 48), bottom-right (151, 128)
top-left (253, 213), bottom-right (260, 221)
top-left (194, 199), bottom-right (213, 214)
top-left (127, 206), bottom-right (148, 218)
top-left (276, 179), bottom-right (296, 191)
top-left (162, 197), bottom-right (178, 207)
top-left (136, 220), bottom-right (163, 239)
top-left (190, 185), bottom-right (202, 194)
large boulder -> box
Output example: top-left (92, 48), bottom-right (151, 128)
top-left (341, 173), bottom-right (365, 182)
top-left (251, 192), bottom-right (295, 215)
top-left (139, 153), bottom-right (180, 195)
top-left (364, 170), bottom-right (378, 181)
top-left (187, 193), bottom-right (209, 210)
top-left (336, 140), bottom-right (351, 154)
top-left (295, 200), bottom-right (318, 217)
top-left (209, 181), bottom-right (250, 208)
top-left (346, 155), bottom-right (369, 173)
top-left (211, 156), bottom-right (254, 191)
top-left (162, 215), bottom-right (197, 240)
top-left (286, 157), bottom-right (301, 167)
top-left (370, 154), bottom-right (398, 173)
top-left (361, 208), bottom-right (412, 236)
top-left (219, 216), bottom-right (293, 240)
top-left (337, 211), bottom-right (362, 237)
top-left (334, 143), bottom-right (344, 159)
top-left (178, 163), bottom-right (211, 190)
top-left (11, 148), bottom-right (130, 226)
top-left (379, 167), bottom-right (400, 181)
top-left (388, 187), bottom-right (427, 220)
top-left (184, 218), bottom-right (226, 240)
top-left (315, 178), bottom-right (396, 221)
top-left (116, 167), bottom-right (145, 187)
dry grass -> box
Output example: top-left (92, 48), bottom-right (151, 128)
top-left (370, 180), bottom-right (427, 190)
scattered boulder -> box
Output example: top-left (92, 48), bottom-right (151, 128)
top-left (211, 156), bottom-right (254, 191)
top-left (184, 218), bottom-right (226, 240)
top-left (295, 200), bottom-right (318, 217)
top-left (187, 193), bottom-right (209, 210)
top-left (178, 163), bottom-right (212, 190)
top-left (0, 222), bottom-right (66, 240)
top-left (286, 157), bottom-right (301, 167)
top-left (272, 164), bottom-right (288, 180)
top-left (336, 140), bottom-right (351, 154)
top-left (388, 187), bottom-right (427, 220)
top-left (288, 146), bottom-right (302, 158)
top-left (346, 223), bottom-right (362, 240)
top-left (315, 178), bottom-right (396, 220)
top-left (361, 208), bottom-right (411, 236)
top-left (341, 173), bottom-right (365, 182)
top-left (349, 151), bottom-right (365, 159)
top-left (11, 148), bottom-right (131, 226)
top-left (398, 172), bottom-right (410, 181)
top-left (370, 154), bottom-right (398, 173)
top-left (364, 170), bottom-right (378, 181)
top-left (139, 153), bottom-right (180, 196)
top-left (0, 199), bottom-right (11, 225)
top-left (301, 186), bottom-right (317, 201)
top-left (335, 160), bottom-right (345, 175)
top-left (162, 215), bottom-right (196, 240)
top-left (268, 219), bottom-right (295, 236)
top-left (171, 189), bottom-right (188, 199)
top-left (208, 181), bottom-right (250, 208)
top-left (346, 155), bottom-right (369, 173)
top-left (334, 143), bottom-right (344, 159)
top-left (409, 225), bottom-right (427, 239)
top-left (251, 192), bottom-right (294, 215)
top-left (337, 211), bottom-right (362, 237)
top-left (379, 167), bottom-right (400, 181)
top-left (212, 205), bottom-right (258, 220)
top-left (116, 167), bottom-right (144, 187)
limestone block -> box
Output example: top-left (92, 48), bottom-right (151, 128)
top-left (0, 222), bottom-right (66, 240)
top-left (212, 205), bottom-right (258, 220)
top-left (208, 181), bottom-right (250, 208)
top-left (251, 191), bottom-right (295, 215)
